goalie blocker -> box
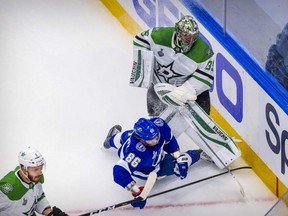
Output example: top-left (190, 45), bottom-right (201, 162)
top-left (154, 83), bottom-right (241, 169)
top-left (129, 49), bottom-right (154, 89)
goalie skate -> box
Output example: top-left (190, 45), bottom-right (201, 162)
top-left (103, 125), bottom-right (122, 149)
top-left (199, 150), bottom-right (214, 163)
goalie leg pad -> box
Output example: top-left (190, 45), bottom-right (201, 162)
top-left (158, 106), bottom-right (189, 138)
top-left (182, 103), bottom-right (241, 169)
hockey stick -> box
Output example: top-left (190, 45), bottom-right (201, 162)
top-left (77, 166), bottom-right (251, 215)
top-left (148, 166), bottom-right (251, 199)
top-left (77, 172), bottom-right (157, 216)
top-left (180, 103), bottom-right (246, 197)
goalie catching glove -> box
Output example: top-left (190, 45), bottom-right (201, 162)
top-left (154, 83), bottom-right (197, 107)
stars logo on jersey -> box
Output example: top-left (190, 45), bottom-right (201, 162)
top-left (0, 183), bottom-right (13, 194)
top-left (155, 61), bottom-right (182, 83)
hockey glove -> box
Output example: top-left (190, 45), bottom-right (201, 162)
top-left (47, 206), bottom-right (68, 216)
top-left (154, 83), bottom-right (197, 107)
top-left (165, 84), bottom-right (197, 107)
top-left (131, 186), bottom-right (147, 209)
top-left (175, 154), bottom-right (189, 179)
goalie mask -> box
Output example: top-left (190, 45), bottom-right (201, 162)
top-left (134, 118), bottom-right (160, 146)
top-left (18, 146), bottom-right (46, 171)
top-left (175, 15), bottom-right (199, 53)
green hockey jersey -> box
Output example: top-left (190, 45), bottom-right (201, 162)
top-left (133, 27), bottom-right (214, 95)
top-left (0, 167), bottom-right (50, 216)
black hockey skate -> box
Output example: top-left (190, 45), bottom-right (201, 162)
top-left (103, 125), bottom-right (122, 149)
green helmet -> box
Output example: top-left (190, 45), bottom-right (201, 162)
top-left (175, 15), bottom-right (199, 53)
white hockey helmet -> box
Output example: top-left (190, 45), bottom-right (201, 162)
top-left (18, 147), bottom-right (46, 170)
top-left (175, 15), bottom-right (199, 53)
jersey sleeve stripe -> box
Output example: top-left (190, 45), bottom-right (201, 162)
top-left (135, 35), bottom-right (150, 46)
top-left (192, 75), bottom-right (213, 87)
top-left (195, 69), bottom-right (214, 80)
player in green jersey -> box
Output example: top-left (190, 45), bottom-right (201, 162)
top-left (132, 15), bottom-right (214, 117)
top-left (0, 147), bottom-right (67, 216)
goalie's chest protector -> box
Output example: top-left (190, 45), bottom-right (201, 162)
top-left (150, 29), bottom-right (198, 86)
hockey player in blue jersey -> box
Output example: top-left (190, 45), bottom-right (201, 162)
top-left (103, 117), bottom-right (212, 209)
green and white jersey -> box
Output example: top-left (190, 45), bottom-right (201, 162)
top-left (133, 27), bottom-right (214, 95)
top-left (0, 167), bottom-right (50, 216)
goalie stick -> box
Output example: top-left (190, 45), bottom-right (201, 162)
top-left (77, 166), bottom-right (251, 216)
top-left (77, 172), bottom-right (157, 216)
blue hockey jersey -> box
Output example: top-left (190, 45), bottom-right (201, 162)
top-left (113, 117), bottom-right (179, 189)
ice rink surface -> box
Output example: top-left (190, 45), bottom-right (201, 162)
top-left (0, 1), bottom-right (278, 215)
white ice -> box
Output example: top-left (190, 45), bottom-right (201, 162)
top-left (0, 1), bottom-right (278, 215)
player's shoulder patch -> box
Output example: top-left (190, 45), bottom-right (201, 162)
top-left (0, 169), bottom-right (30, 200)
top-left (0, 182), bottom-right (14, 195)
top-left (205, 47), bottom-right (214, 57)
top-left (152, 118), bottom-right (164, 127)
